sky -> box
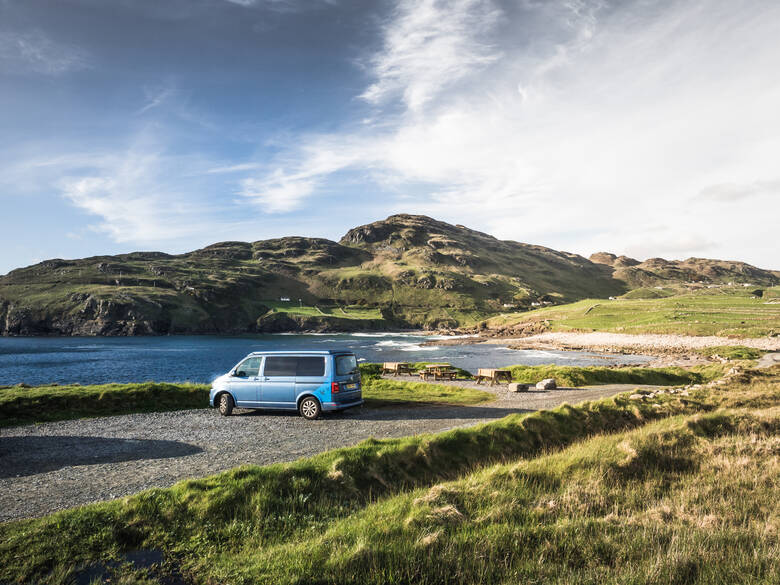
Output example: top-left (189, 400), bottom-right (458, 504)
top-left (1, 0), bottom-right (778, 275)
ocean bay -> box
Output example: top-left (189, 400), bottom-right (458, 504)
top-left (0, 333), bottom-right (652, 386)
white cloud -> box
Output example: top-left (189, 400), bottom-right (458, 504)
top-left (206, 162), bottom-right (262, 174)
top-left (360, 0), bottom-right (502, 112)
top-left (59, 151), bottom-right (210, 243)
top-left (137, 84), bottom-right (176, 115)
top-left (222, 0), bottom-right (337, 10)
top-left (697, 180), bottom-right (780, 203)
top-left (0, 30), bottom-right (90, 75)
top-left (248, 0), bottom-right (780, 268)
top-left (622, 232), bottom-right (718, 261)
top-left (240, 170), bottom-right (315, 213)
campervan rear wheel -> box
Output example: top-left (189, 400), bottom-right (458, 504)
top-left (299, 396), bottom-right (321, 420)
top-left (218, 393), bottom-right (234, 416)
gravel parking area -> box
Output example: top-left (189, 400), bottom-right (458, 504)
top-left (0, 383), bottom-right (653, 522)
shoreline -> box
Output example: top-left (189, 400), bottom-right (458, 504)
top-left (424, 330), bottom-right (779, 353)
top-left (424, 330), bottom-right (780, 368)
top-left (492, 331), bottom-right (780, 353)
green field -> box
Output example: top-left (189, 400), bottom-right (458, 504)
top-left (1, 367), bottom-right (777, 584)
top-left (263, 301), bottom-right (384, 320)
top-left (488, 287), bottom-right (780, 337)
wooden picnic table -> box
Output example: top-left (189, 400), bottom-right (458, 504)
top-left (474, 368), bottom-right (512, 386)
top-left (419, 363), bottom-right (457, 381)
top-left (382, 362), bottom-right (412, 376)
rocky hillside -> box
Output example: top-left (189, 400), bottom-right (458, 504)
top-left (0, 215), bottom-right (774, 335)
top-left (589, 252), bottom-right (779, 289)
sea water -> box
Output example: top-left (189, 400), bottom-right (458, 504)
top-left (0, 333), bottom-right (652, 386)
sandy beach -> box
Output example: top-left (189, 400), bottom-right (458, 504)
top-left (493, 331), bottom-right (780, 354)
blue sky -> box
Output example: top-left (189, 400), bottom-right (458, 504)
top-left (1, 0), bottom-right (778, 275)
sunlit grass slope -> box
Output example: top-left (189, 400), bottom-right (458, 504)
top-left (487, 287), bottom-right (780, 337)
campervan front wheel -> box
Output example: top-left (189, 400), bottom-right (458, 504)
top-left (299, 396), bottom-right (321, 420)
top-left (218, 393), bottom-right (234, 416)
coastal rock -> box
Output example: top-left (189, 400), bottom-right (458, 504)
top-left (536, 378), bottom-right (557, 390)
top-left (416, 274), bottom-right (435, 289)
top-left (255, 312), bottom-right (386, 334)
top-left (509, 383), bottom-right (529, 392)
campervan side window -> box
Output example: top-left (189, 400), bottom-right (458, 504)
top-left (264, 356), bottom-right (325, 377)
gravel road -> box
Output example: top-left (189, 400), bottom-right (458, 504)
top-left (0, 383), bottom-right (654, 522)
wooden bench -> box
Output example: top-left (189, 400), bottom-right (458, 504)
top-left (419, 363), bottom-right (457, 381)
top-left (474, 368), bottom-right (513, 386)
top-left (382, 362), bottom-right (412, 376)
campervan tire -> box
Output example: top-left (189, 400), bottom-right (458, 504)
top-left (299, 396), bottom-right (321, 420)
top-left (218, 393), bottom-right (234, 416)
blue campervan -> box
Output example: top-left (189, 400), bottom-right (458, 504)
top-left (209, 350), bottom-right (363, 420)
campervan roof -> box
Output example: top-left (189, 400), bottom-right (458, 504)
top-left (247, 350), bottom-right (354, 356)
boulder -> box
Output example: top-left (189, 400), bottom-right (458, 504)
top-left (629, 393), bottom-right (644, 400)
top-left (509, 383), bottom-right (529, 392)
top-left (536, 378), bottom-right (557, 390)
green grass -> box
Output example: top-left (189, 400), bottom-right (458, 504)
top-left (505, 364), bottom-right (726, 387)
top-left (247, 394), bottom-right (779, 584)
top-left (488, 287), bottom-right (780, 337)
top-left (362, 379), bottom-right (492, 406)
top-left (0, 382), bottom-right (210, 428)
top-left (620, 286), bottom-right (677, 299)
top-left (360, 361), bottom-right (492, 405)
top-left (2, 367), bottom-right (777, 584)
top-left (264, 301), bottom-right (383, 320)
top-left (695, 345), bottom-right (768, 360)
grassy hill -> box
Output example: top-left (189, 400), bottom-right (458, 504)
top-left (0, 214), bottom-right (776, 335)
top-left (1, 366), bottom-right (777, 584)
top-left (590, 252), bottom-right (780, 289)
top-left (486, 286), bottom-right (780, 337)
